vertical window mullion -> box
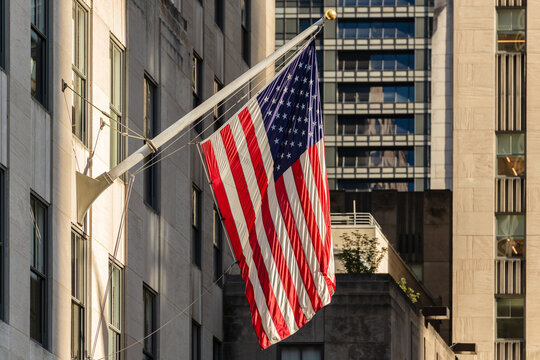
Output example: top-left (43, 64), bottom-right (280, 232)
top-left (108, 260), bottom-right (123, 360)
top-left (110, 39), bottom-right (125, 171)
top-left (72, 1), bottom-right (88, 145)
top-left (192, 186), bottom-right (202, 268)
top-left (144, 77), bottom-right (160, 212)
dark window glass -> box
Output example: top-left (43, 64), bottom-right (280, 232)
top-left (383, 54), bottom-right (394, 70)
top-left (192, 54), bottom-right (203, 133)
top-left (192, 321), bottom-right (201, 360)
top-left (214, 0), bottom-right (224, 30)
top-left (192, 186), bottom-right (202, 268)
top-left (213, 338), bottom-right (222, 360)
top-left (71, 230), bottom-right (85, 360)
top-left (1, 0), bottom-right (5, 69)
top-left (497, 9), bottom-right (525, 52)
top-left (383, 22), bottom-right (395, 38)
top-left (144, 77), bottom-right (160, 212)
top-left (0, 169), bottom-right (4, 320)
top-left (213, 208), bottom-right (223, 285)
top-left (241, 0), bottom-right (250, 64)
top-left (143, 285), bottom-right (157, 360)
top-left (213, 79), bottom-right (224, 130)
top-left (371, 22), bottom-right (382, 38)
top-left (72, 1), bottom-right (88, 145)
top-left (497, 134), bottom-right (525, 177)
top-left (279, 345), bottom-right (323, 360)
top-left (30, 195), bottom-right (48, 346)
top-left (31, 0), bottom-right (47, 106)
top-left (108, 261), bottom-right (122, 360)
top-left (110, 40), bottom-right (125, 170)
top-left (496, 297), bottom-right (524, 339)
top-left (371, 54), bottom-right (383, 70)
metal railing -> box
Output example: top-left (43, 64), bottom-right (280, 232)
top-left (330, 212), bottom-right (381, 228)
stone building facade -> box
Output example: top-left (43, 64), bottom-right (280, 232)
top-left (0, 0), bottom-right (273, 359)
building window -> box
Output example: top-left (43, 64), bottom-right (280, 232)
top-left (215, 0), bottom-right (224, 30)
top-left (338, 116), bottom-right (415, 135)
top-left (192, 53), bottom-right (203, 133)
top-left (0, 168), bottom-right (4, 321)
top-left (30, 194), bottom-right (48, 346)
top-left (31, 0), bottom-right (48, 106)
top-left (279, 344), bottom-right (323, 360)
top-left (497, 8), bottom-right (525, 53)
top-left (338, 51), bottom-right (415, 71)
top-left (213, 208), bottom-right (222, 285)
top-left (496, 297), bottom-right (524, 339)
top-left (339, 0), bottom-right (414, 5)
top-left (71, 230), bottom-right (86, 360)
top-left (338, 20), bottom-right (414, 39)
top-left (213, 337), bottom-right (222, 360)
top-left (337, 84), bottom-right (414, 103)
top-left (241, 0), bottom-right (250, 64)
top-left (496, 215), bottom-right (525, 258)
top-left (72, 1), bottom-right (88, 145)
top-left (497, 134), bottom-right (524, 177)
top-left (338, 147), bottom-right (414, 168)
top-left (213, 79), bottom-right (223, 130)
top-left (108, 260), bottom-right (122, 360)
top-left (192, 186), bottom-right (201, 268)
top-left (110, 39), bottom-right (125, 169)
top-left (144, 76), bottom-right (160, 212)
top-left (192, 321), bottom-right (201, 360)
top-left (143, 285), bottom-right (157, 360)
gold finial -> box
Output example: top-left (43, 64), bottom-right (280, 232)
top-left (325, 9), bottom-right (337, 21)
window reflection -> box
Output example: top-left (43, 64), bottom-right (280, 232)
top-left (338, 116), bottom-right (415, 135)
top-left (338, 21), bottom-right (414, 39)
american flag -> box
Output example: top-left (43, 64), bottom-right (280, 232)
top-left (201, 42), bottom-right (335, 349)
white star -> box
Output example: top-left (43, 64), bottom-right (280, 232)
top-left (290, 141), bottom-right (295, 146)
top-left (303, 78), bottom-right (307, 83)
top-left (300, 90), bottom-right (304, 96)
top-left (288, 128), bottom-right (292, 134)
top-left (301, 130), bottom-right (305, 135)
top-left (296, 103), bottom-right (300, 109)
top-left (283, 113), bottom-right (288, 119)
top-left (271, 98), bottom-right (276, 104)
top-left (308, 131), bottom-right (313, 137)
top-left (309, 80), bottom-right (313, 85)
top-left (280, 153), bottom-right (284, 159)
top-left (274, 138), bottom-right (279, 144)
top-left (267, 111), bottom-right (272, 116)
top-left (284, 140), bottom-right (288, 145)
top-left (299, 62), bottom-right (303, 68)
top-left (290, 88), bottom-right (295, 94)
top-left (298, 142), bottom-right (303, 147)
top-left (308, 107), bottom-right (313, 112)
top-left (286, 153), bottom-right (291, 159)
top-left (301, 104), bottom-right (306, 110)
top-left (271, 124), bottom-right (276, 130)
top-left (312, 121), bottom-right (317, 126)
top-left (292, 115), bottom-right (296, 121)
top-left (304, 117), bottom-right (308, 123)
top-left (279, 126), bottom-right (284, 132)
top-left (277, 85), bottom-right (281, 91)
top-left (279, 99), bottom-right (284, 105)
top-left (312, 95), bottom-right (317, 99)
top-left (276, 113), bottom-right (281, 119)
top-left (264, 96), bottom-right (269, 102)
top-left (293, 129), bottom-right (298, 134)
top-left (294, 76), bottom-right (299, 82)
top-left (305, 93), bottom-right (309, 98)
top-left (316, 109), bottom-right (320, 114)
top-left (287, 101), bottom-right (291, 107)
top-left (283, 87), bottom-right (288, 93)
top-left (307, 65), bottom-right (312, 71)
top-left (287, 74), bottom-right (292, 80)
top-left (276, 165), bottom-right (280, 170)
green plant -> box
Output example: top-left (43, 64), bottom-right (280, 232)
top-left (397, 277), bottom-right (420, 304)
top-left (335, 231), bottom-right (387, 274)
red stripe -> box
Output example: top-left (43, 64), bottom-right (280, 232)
top-left (291, 159), bottom-right (327, 286)
top-left (238, 107), bottom-right (308, 328)
top-left (200, 140), bottom-right (270, 349)
top-left (275, 176), bottom-right (324, 313)
top-left (220, 125), bottom-right (291, 340)
top-left (307, 145), bottom-right (333, 287)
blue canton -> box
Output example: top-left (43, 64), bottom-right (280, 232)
top-left (256, 42), bottom-right (323, 180)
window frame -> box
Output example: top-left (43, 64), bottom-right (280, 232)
top-left (213, 78), bottom-right (224, 130)
top-left (72, 0), bottom-right (89, 146)
top-left (192, 185), bottom-right (202, 268)
top-left (0, 167), bottom-right (4, 321)
top-left (0, 0), bottom-right (5, 70)
top-left (30, 0), bottom-right (49, 108)
top-left (110, 37), bottom-right (126, 170)
top-left (241, 0), bottom-right (250, 64)
top-left (108, 259), bottom-right (123, 360)
top-left (71, 227), bottom-right (87, 360)
top-left (143, 75), bottom-right (160, 212)
top-left (213, 207), bottom-right (223, 286)
top-left (30, 192), bottom-right (49, 348)
top-left (192, 320), bottom-right (201, 360)
top-left (143, 284), bottom-right (158, 360)
top-left (496, 296), bottom-right (525, 340)
top-left (214, 0), bottom-right (224, 31)
top-left (192, 53), bottom-right (203, 133)
top-left (496, 7), bottom-right (526, 53)
top-left (213, 337), bottom-right (222, 360)
top-left (278, 343), bottom-right (324, 360)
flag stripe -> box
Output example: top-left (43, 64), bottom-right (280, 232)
top-left (275, 176), bottom-right (324, 312)
top-left (227, 110), bottom-right (299, 334)
top-left (237, 106), bottom-right (309, 328)
top-left (220, 125), bottom-right (291, 340)
top-left (200, 140), bottom-right (271, 349)
top-left (281, 166), bottom-right (331, 306)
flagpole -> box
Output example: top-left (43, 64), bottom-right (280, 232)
top-left (76, 9), bottom-right (337, 223)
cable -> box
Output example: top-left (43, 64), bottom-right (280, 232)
top-left (92, 260), bottom-right (239, 360)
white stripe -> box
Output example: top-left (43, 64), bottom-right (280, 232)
top-left (282, 161), bottom-right (332, 306)
top-left (210, 131), bottom-right (280, 343)
top-left (299, 151), bottom-right (327, 251)
top-left (228, 109), bottom-right (298, 335)
top-left (266, 180), bottom-right (316, 319)
top-left (246, 100), bottom-right (275, 177)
